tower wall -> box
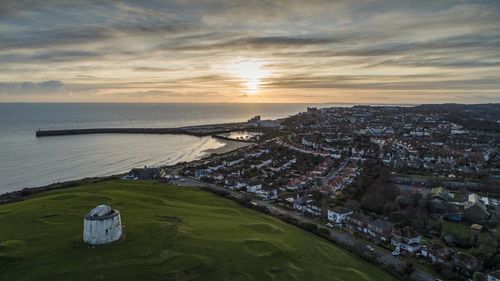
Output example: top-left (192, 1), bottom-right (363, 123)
top-left (83, 212), bottom-right (122, 245)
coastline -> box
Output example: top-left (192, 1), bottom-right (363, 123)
top-left (0, 136), bottom-right (252, 203)
top-left (203, 138), bottom-right (253, 157)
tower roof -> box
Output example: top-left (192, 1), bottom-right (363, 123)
top-left (85, 204), bottom-right (119, 220)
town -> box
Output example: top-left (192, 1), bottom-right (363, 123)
top-left (126, 104), bottom-right (500, 281)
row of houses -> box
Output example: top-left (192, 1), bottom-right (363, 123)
top-left (430, 188), bottom-right (498, 224)
top-left (291, 201), bottom-right (424, 254)
top-left (286, 158), bottom-right (334, 191)
top-left (325, 206), bottom-right (486, 276)
top-left (224, 178), bottom-right (278, 200)
top-left (320, 161), bottom-right (359, 194)
top-left (334, 209), bottom-right (423, 254)
top-left (421, 244), bottom-right (484, 275)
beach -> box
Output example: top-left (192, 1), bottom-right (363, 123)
top-left (202, 138), bottom-right (253, 157)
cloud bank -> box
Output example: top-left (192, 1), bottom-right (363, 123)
top-left (0, 0), bottom-right (499, 103)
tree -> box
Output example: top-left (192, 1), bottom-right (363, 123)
top-left (361, 193), bottom-right (385, 213)
top-left (411, 216), bottom-right (426, 232)
top-left (403, 261), bottom-right (415, 276)
top-left (473, 272), bottom-right (486, 281)
top-left (389, 211), bottom-right (408, 225)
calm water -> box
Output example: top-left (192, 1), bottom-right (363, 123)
top-left (0, 103), bottom-right (318, 194)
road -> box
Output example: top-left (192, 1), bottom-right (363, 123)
top-left (169, 176), bottom-right (437, 281)
top-left (323, 158), bottom-right (349, 184)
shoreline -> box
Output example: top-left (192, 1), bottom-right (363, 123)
top-left (203, 138), bottom-right (253, 157)
top-left (0, 136), bottom-right (252, 203)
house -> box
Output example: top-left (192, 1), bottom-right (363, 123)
top-left (124, 167), bottom-right (161, 180)
top-left (245, 179), bottom-right (262, 193)
top-left (345, 213), bottom-right (369, 234)
top-left (443, 201), bottom-right (464, 222)
top-left (428, 198), bottom-right (446, 214)
top-left (195, 168), bottom-right (211, 179)
top-left (451, 252), bottom-right (483, 275)
top-left (286, 178), bottom-right (305, 191)
top-left (250, 159), bottom-right (272, 169)
top-left (429, 187), bottom-right (454, 214)
top-left (223, 157), bottom-right (245, 167)
top-left (367, 219), bottom-right (392, 241)
top-left (235, 181), bottom-right (247, 190)
top-left (260, 119), bottom-right (278, 128)
top-left (212, 172), bottom-right (224, 181)
top-left (247, 115), bottom-right (261, 126)
top-left (431, 187), bottom-right (454, 202)
top-left (464, 193), bottom-right (490, 223)
top-left (301, 132), bottom-right (323, 149)
top-left (256, 188), bottom-right (277, 201)
top-left (305, 201), bottom-right (322, 217)
top-left (327, 206), bottom-right (353, 225)
top-left (487, 270), bottom-right (500, 281)
top-left (224, 175), bottom-right (239, 189)
top-left (421, 243), bottom-right (454, 264)
top-left (293, 196), bottom-right (308, 212)
top-left (391, 226), bottom-right (422, 254)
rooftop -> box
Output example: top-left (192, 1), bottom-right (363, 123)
top-left (85, 204), bottom-right (119, 220)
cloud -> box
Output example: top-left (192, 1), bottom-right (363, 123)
top-left (169, 35), bottom-right (343, 52)
top-left (0, 80), bottom-right (64, 95)
top-left (122, 90), bottom-right (212, 98)
top-left (0, 0), bottom-right (500, 103)
top-left (133, 66), bottom-right (174, 72)
top-left (0, 27), bottom-right (111, 51)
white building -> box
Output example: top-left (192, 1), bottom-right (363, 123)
top-left (306, 202), bottom-right (322, 217)
top-left (251, 159), bottom-right (272, 169)
top-left (83, 205), bottom-right (122, 245)
top-left (391, 226), bottom-right (422, 254)
top-left (293, 196), bottom-right (308, 212)
top-left (327, 207), bottom-right (353, 225)
top-left (257, 189), bottom-right (278, 201)
top-left (246, 183), bottom-right (262, 193)
top-left (223, 158), bottom-right (245, 167)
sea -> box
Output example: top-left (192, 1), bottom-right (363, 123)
top-left (0, 103), bottom-right (330, 194)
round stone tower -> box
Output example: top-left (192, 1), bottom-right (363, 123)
top-left (83, 205), bottom-right (122, 245)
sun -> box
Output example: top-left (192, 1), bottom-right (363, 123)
top-left (226, 60), bottom-right (270, 94)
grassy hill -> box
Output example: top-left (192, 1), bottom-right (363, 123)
top-left (0, 180), bottom-right (395, 281)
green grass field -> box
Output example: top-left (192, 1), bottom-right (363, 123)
top-left (0, 180), bottom-right (395, 281)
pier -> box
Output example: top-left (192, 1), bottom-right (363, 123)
top-left (35, 122), bottom-right (247, 137)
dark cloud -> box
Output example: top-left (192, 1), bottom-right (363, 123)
top-left (133, 67), bottom-right (175, 72)
top-left (0, 27), bottom-right (111, 51)
top-left (0, 23), bottom-right (195, 51)
top-left (169, 35), bottom-right (342, 51)
top-left (0, 80), bottom-right (64, 94)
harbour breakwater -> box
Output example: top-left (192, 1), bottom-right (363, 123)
top-left (35, 122), bottom-right (246, 137)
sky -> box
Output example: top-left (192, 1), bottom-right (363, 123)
top-left (0, 0), bottom-right (499, 104)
